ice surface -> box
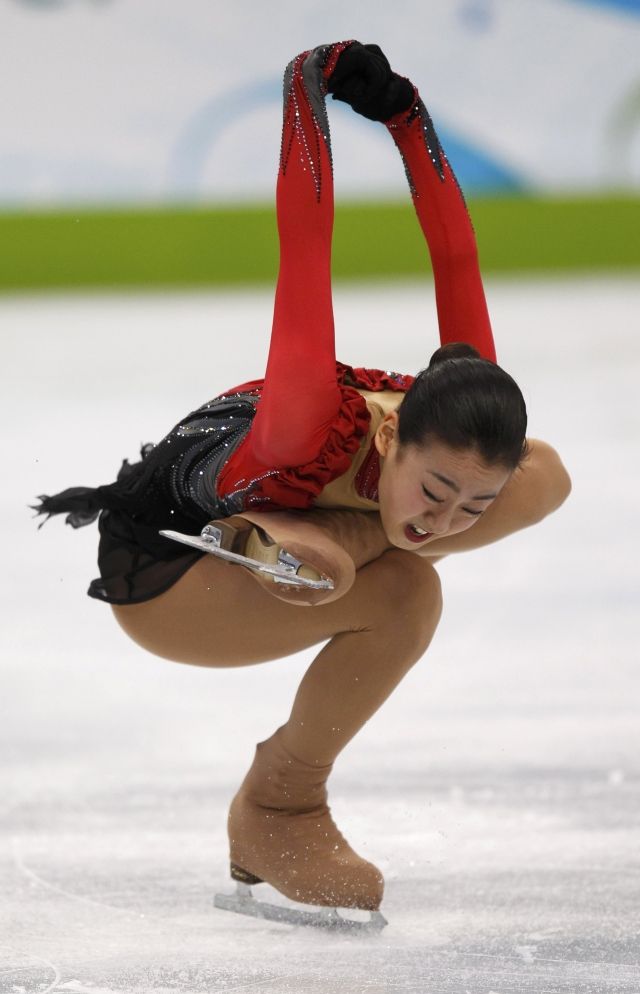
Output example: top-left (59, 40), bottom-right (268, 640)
top-left (1, 277), bottom-right (639, 992)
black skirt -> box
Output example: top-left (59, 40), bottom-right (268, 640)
top-left (35, 392), bottom-right (259, 605)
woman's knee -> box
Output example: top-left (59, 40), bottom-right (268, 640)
top-left (357, 549), bottom-right (443, 647)
top-left (523, 438), bottom-right (572, 523)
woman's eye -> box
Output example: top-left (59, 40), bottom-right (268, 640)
top-left (422, 486), bottom-right (440, 502)
top-left (463, 507), bottom-right (483, 517)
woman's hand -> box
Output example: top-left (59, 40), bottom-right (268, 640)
top-left (326, 42), bottom-right (414, 122)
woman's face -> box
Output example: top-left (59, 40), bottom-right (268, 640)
top-left (374, 412), bottom-right (512, 550)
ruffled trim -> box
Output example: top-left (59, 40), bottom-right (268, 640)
top-left (215, 361), bottom-right (412, 513)
top-left (222, 363), bottom-right (413, 401)
top-left (217, 382), bottom-right (370, 513)
top-left (336, 360), bottom-right (414, 393)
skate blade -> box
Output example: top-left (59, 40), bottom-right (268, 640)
top-left (213, 882), bottom-right (387, 934)
top-left (159, 527), bottom-right (334, 591)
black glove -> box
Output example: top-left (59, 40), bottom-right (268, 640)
top-left (327, 42), bottom-right (414, 122)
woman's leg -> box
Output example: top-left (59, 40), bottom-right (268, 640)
top-left (208, 507), bottom-right (393, 607)
top-left (111, 529), bottom-right (439, 672)
top-left (416, 438), bottom-right (572, 560)
top-left (113, 539), bottom-right (442, 909)
top-left (227, 548), bottom-right (442, 909)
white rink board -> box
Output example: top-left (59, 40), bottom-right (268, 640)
top-left (1, 277), bottom-right (639, 992)
top-left (2, 0), bottom-right (640, 206)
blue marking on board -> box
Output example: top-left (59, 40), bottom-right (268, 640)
top-left (169, 79), bottom-right (525, 198)
top-left (168, 80), bottom-right (282, 195)
top-left (564, 0), bottom-right (640, 16)
top-left (458, 0), bottom-right (495, 32)
top-left (438, 128), bottom-right (524, 193)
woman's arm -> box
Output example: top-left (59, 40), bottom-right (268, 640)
top-left (327, 42), bottom-right (496, 362)
top-left (385, 91), bottom-right (497, 362)
top-left (249, 44), bottom-right (352, 469)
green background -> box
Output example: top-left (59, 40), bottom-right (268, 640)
top-left (2, 195), bottom-right (638, 292)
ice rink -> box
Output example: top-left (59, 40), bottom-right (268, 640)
top-left (2, 276), bottom-right (639, 993)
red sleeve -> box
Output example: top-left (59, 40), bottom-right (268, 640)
top-left (385, 93), bottom-right (497, 363)
top-left (248, 43), bottom-right (353, 469)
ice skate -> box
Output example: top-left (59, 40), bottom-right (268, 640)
top-left (160, 513), bottom-right (335, 592)
top-left (214, 726), bottom-right (387, 933)
top-left (160, 510), bottom-right (355, 605)
top-left (161, 507), bottom-right (390, 606)
top-left (213, 880), bottom-right (387, 934)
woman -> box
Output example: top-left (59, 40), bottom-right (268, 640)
top-left (35, 41), bottom-right (571, 920)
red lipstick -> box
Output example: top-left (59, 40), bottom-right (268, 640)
top-left (404, 524), bottom-right (432, 544)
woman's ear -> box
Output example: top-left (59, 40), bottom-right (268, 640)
top-left (374, 412), bottom-right (399, 458)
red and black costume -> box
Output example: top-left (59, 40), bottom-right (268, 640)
top-left (34, 42), bottom-right (496, 604)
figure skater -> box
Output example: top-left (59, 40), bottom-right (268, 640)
top-left (34, 41), bottom-right (571, 927)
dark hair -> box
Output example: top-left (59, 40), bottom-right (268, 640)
top-left (397, 343), bottom-right (528, 469)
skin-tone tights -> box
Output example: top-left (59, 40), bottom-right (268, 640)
top-left (112, 512), bottom-right (442, 767)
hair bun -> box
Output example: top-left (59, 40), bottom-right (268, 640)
top-left (428, 342), bottom-right (481, 367)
